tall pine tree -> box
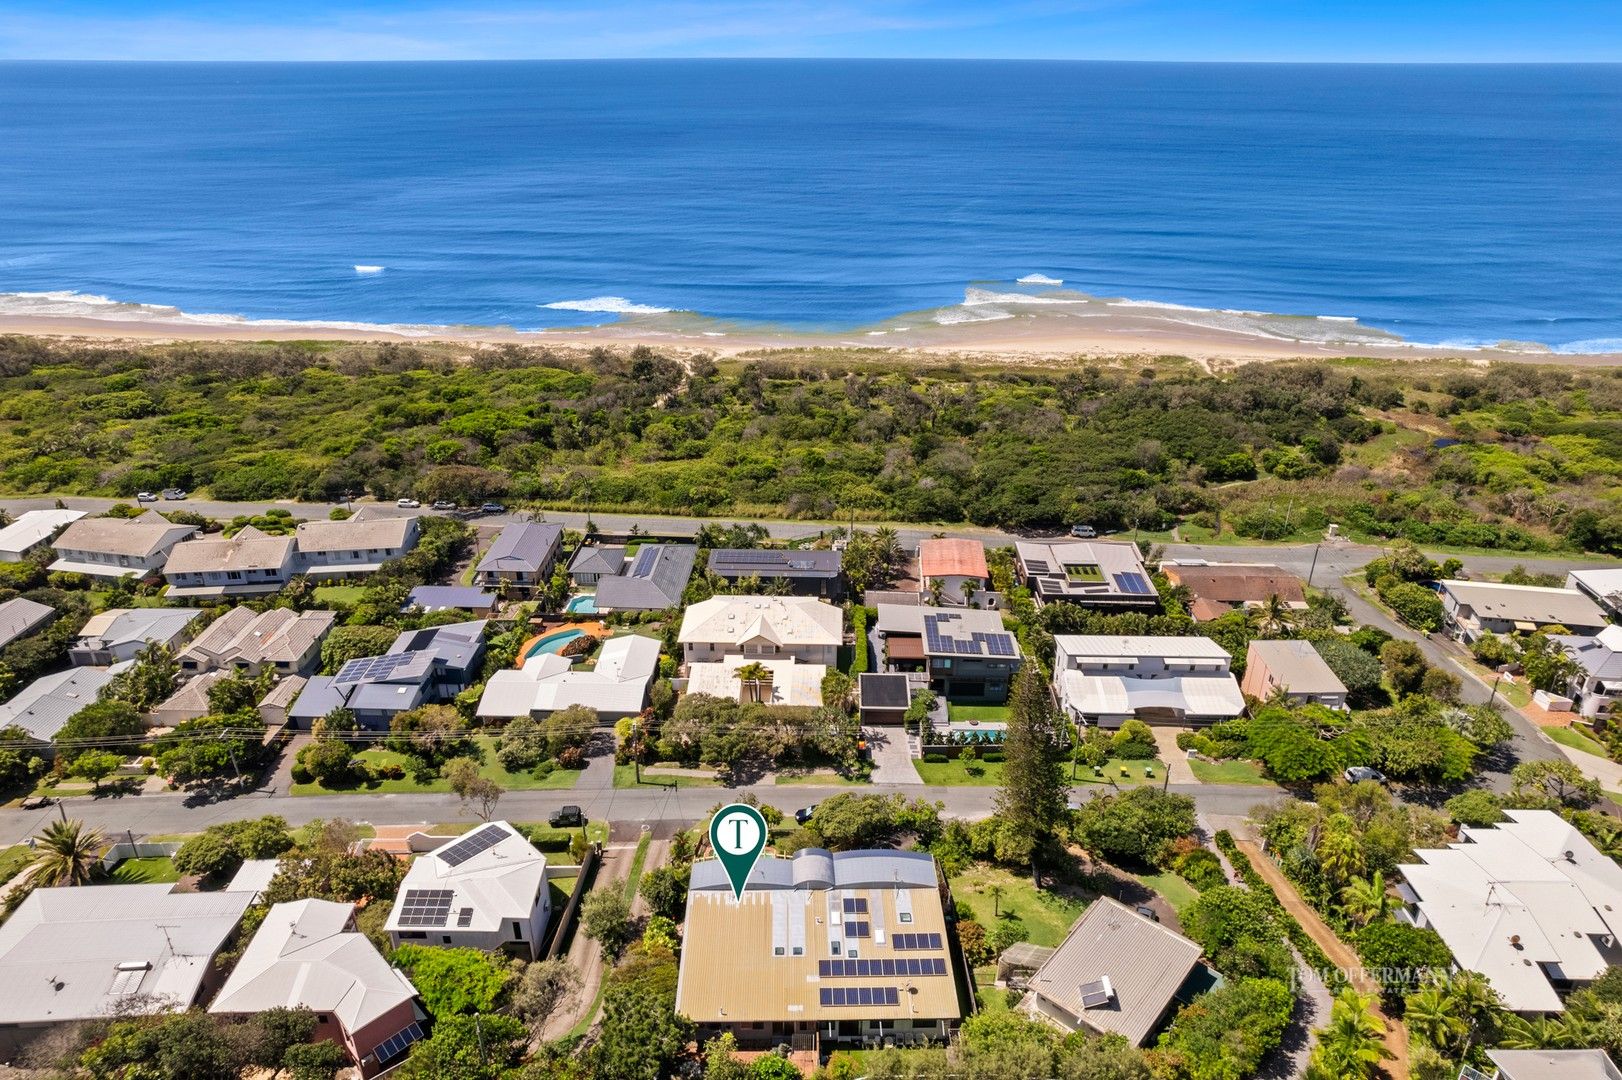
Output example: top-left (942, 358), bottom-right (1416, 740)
top-left (993, 664), bottom-right (1070, 867)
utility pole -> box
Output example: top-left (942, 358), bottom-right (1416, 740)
top-left (1488, 670), bottom-right (1504, 707)
top-left (1306, 542), bottom-right (1322, 589)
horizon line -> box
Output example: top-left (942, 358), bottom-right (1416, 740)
top-left (3, 56), bottom-right (1622, 66)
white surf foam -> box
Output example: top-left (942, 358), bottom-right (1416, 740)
top-left (1017, 273), bottom-right (1064, 286)
top-left (934, 307), bottom-right (1016, 326)
top-left (963, 287), bottom-right (1085, 307)
top-left (0, 289), bottom-right (442, 337)
top-left (354, 265), bottom-right (385, 274)
top-left (1106, 297), bottom-right (1210, 313)
top-left (540, 296), bottom-right (672, 315)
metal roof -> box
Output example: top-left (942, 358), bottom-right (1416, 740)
top-left (680, 595), bottom-right (843, 648)
top-left (163, 532), bottom-right (296, 574)
top-left (708, 548), bottom-right (841, 579)
top-left (1440, 580), bottom-right (1608, 630)
top-left (404, 586), bottom-right (497, 611)
top-left (1247, 640), bottom-right (1347, 696)
top-left (0, 597), bottom-right (55, 651)
top-left (0, 666), bottom-right (117, 741)
top-left (476, 522), bottom-right (563, 574)
top-left (51, 514), bottom-right (196, 558)
top-left (595, 544), bottom-right (696, 611)
top-left (917, 538), bottom-right (990, 581)
top-left (860, 673), bottom-right (912, 710)
top-left (0, 509), bottom-right (84, 555)
top-left (386, 821), bottom-right (547, 936)
top-left (293, 516), bottom-right (415, 554)
top-left (1487, 1050), bottom-right (1622, 1080)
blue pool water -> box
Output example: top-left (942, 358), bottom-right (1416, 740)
top-left (1, 61), bottom-right (1619, 349)
top-left (565, 595), bottom-right (599, 615)
top-left (525, 628), bottom-right (585, 658)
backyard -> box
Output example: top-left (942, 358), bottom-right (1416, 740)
top-left (950, 863), bottom-right (1087, 948)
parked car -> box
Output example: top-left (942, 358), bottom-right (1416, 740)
top-left (160, 488), bottom-right (188, 500)
top-left (1344, 766), bottom-right (1387, 784)
top-left (480, 502), bottom-right (507, 514)
top-left (549, 805), bottom-right (585, 828)
top-left (19, 795), bottom-right (51, 810)
top-left (793, 805), bottom-right (817, 825)
top-left (431, 500), bottom-right (457, 511)
top-left (1134, 905), bottom-right (1160, 922)
top-left (1069, 523), bottom-right (1097, 538)
top-left (135, 491), bottom-right (158, 503)
top-left (396, 497), bottom-right (421, 508)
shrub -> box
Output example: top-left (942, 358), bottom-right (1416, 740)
top-left (1110, 719), bottom-right (1158, 761)
top-left (923, 753), bottom-right (948, 764)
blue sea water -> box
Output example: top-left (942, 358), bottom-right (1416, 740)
top-left (1, 60), bottom-right (1620, 349)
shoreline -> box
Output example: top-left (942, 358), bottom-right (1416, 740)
top-left (3, 313), bottom-right (1620, 366)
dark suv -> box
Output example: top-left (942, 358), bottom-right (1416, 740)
top-left (548, 805), bottom-right (585, 828)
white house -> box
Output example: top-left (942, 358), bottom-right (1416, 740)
top-left (1567, 567), bottom-right (1622, 620)
top-left (678, 595), bottom-right (842, 667)
top-left (176, 607), bottom-right (336, 677)
top-left (1555, 626), bottom-right (1622, 720)
top-left (1438, 580), bottom-right (1609, 643)
top-left (686, 654), bottom-right (828, 707)
top-left (69, 607), bottom-right (201, 666)
top-left (162, 526), bottom-right (298, 598)
top-left (48, 512), bottom-right (198, 580)
top-left (385, 820), bottom-right (551, 959)
top-left (1052, 635), bottom-right (1243, 728)
top-left (0, 508), bottom-right (84, 562)
top-left (1397, 809), bottom-right (1622, 1013)
top-left (476, 633), bottom-right (659, 722)
top-left (293, 516), bottom-right (419, 579)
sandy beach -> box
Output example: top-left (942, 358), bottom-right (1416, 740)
top-left (3, 309), bottom-right (1619, 366)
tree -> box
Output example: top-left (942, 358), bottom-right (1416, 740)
top-left (1445, 789), bottom-right (1505, 827)
top-left (1306, 989), bottom-right (1391, 1080)
top-left (1109, 719), bottom-right (1158, 761)
top-left (1180, 885), bottom-right (1293, 981)
top-left (69, 749), bottom-right (122, 790)
top-left (1154, 977), bottom-right (1294, 1080)
top-left (1379, 640), bottom-right (1430, 698)
top-left (281, 1040), bottom-right (351, 1080)
top-left (263, 845), bottom-right (406, 906)
top-left (1315, 813), bottom-right (1366, 887)
top-left (100, 641), bottom-right (179, 711)
top-left (388, 703), bottom-right (474, 765)
top-left (1073, 787), bottom-right (1196, 866)
top-left (1381, 582), bottom-right (1445, 632)
top-left (1251, 593), bottom-right (1295, 636)
top-left (397, 1013), bottom-right (527, 1080)
top-left (734, 661), bottom-right (771, 705)
top-left (495, 715), bottom-right (546, 771)
top-left (298, 738), bottom-right (358, 786)
top-left (53, 699), bottom-right (143, 764)
top-left (1313, 638), bottom-right (1386, 707)
top-left (510, 958), bottom-right (580, 1032)
top-left (320, 624), bottom-right (399, 673)
top-left (19, 818), bottom-right (103, 889)
top-left (1353, 921), bottom-right (1453, 1003)
top-left (155, 714), bottom-right (268, 786)
top-left (993, 665), bottom-right (1068, 866)
top-left (590, 972), bottom-right (692, 1080)
top-left (1520, 633), bottom-right (1583, 694)
top-left (236, 1006), bottom-right (318, 1069)
top-left (390, 945), bottom-right (514, 1018)
top-left (1340, 871), bottom-right (1390, 927)
top-left (79, 1010), bottom-right (240, 1080)
top-left (640, 864), bottom-right (691, 921)
top-left (172, 816), bottom-right (294, 880)
top-left (582, 888), bottom-right (635, 959)
top-left (444, 757), bottom-right (503, 820)
top-left (1509, 759), bottom-right (1601, 810)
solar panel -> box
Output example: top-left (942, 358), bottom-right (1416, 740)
top-left (1078, 977), bottom-right (1114, 1009)
top-left (373, 1022), bottom-right (425, 1065)
top-left (629, 546), bottom-right (660, 578)
top-left (819, 987), bottom-right (900, 1007)
top-left (818, 958), bottom-right (946, 979)
top-left (892, 932), bottom-right (943, 951)
top-left (456, 907), bottom-right (474, 927)
top-left (396, 889), bottom-right (454, 927)
top-left (336, 650), bottom-right (426, 684)
top-left (438, 824), bottom-right (506, 867)
top-left (842, 898), bottom-right (868, 914)
top-left (1112, 572), bottom-right (1153, 595)
top-left (844, 921), bottom-right (870, 938)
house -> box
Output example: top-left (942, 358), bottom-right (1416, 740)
top-left (568, 544), bottom-right (625, 586)
top-left (1240, 640), bottom-right (1348, 708)
top-left (595, 544), bottom-right (697, 611)
top-left (1555, 626), bottom-right (1622, 719)
top-left (679, 595), bottom-right (843, 668)
top-left (48, 511), bottom-right (198, 581)
top-left (0, 667), bottom-right (116, 743)
top-left (0, 883), bottom-right (253, 1058)
top-left (176, 607), bottom-right (336, 677)
top-left (858, 672), bottom-right (912, 726)
top-left (162, 527), bottom-right (298, 598)
top-left (476, 634), bottom-right (659, 722)
top-left (1052, 635), bottom-right (1244, 728)
top-left (1567, 568), bottom-right (1622, 620)
top-left (257, 675), bottom-right (306, 727)
top-left (686, 654), bottom-right (827, 707)
top-left (0, 597), bottom-right (54, 652)
top-left (675, 848), bottom-right (963, 1052)
top-left (385, 820), bottom-right (550, 959)
top-left (708, 548), bottom-right (844, 598)
top-left (210, 899), bottom-right (423, 1078)
top-left (290, 621), bottom-right (486, 730)
top-left (874, 604), bottom-right (1021, 702)
top-left (292, 516), bottom-right (419, 579)
top-left (1160, 562), bottom-right (1307, 622)
top-left (1014, 540), bottom-right (1158, 609)
top-left (0, 508), bottom-right (84, 562)
top-left (69, 607), bottom-right (201, 666)
top-left (1022, 898), bottom-right (1206, 1046)
top-left (917, 539), bottom-right (990, 605)
top-left (1396, 809), bottom-right (1622, 1013)
top-left (223, 859), bottom-right (282, 904)
top-left (403, 585), bottom-right (498, 617)
top-left (1438, 580), bottom-right (1608, 643)
top-left (473, 522), bottom-right (564, 595)
top-left (1485, 1050), bottom-right (1622, 1080)
top-left (150, 670), bottom-right (228, 726)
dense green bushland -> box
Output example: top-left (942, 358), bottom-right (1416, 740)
top-left (2, 337), bottom-right (1618, 551)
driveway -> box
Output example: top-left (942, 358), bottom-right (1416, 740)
top-left (1150, 727), bottom-right (1198, 785)
top-left (863, 726), bottom-right (921, 784)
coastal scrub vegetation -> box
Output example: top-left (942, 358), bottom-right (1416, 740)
top-left (1, 337), bottom-right (1619, 552)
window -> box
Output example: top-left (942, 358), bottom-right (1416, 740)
top-left (898, 912), bottom-right (913, 923)
top-left (774, 946), bottom-right (785, 956)
top-left (792, 946), bottom-right (803, 956)
top-left (398, 931), bottom-right (426, 940)
top-left (830, 941), bottom-right (840, 955)
top-left (442, 936), bottom-right (452, 944)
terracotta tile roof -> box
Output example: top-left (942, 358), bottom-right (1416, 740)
top-left (918, 539), bottom-right (989, 581)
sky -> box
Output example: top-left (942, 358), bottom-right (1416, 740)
top-left (1, 0), bottom-right (1619, 62)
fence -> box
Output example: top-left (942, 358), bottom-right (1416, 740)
top-left (99, 841), bottom-right (181, 871)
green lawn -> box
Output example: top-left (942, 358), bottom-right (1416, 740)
top-left (1189, 758), bottom-right (1273, 785)
top-left (431, 820), bottom-right (610, 847)
top-left (1547, 725), bottom-right (1609, 758)
top-left (1068, 757), bottom-right (1167, 786)
top-left (773, 769), bottom-right (866, 786)
top-left (108, 857), bottom-right (180, 884)
top-left (915, 757), bottom-right (1007, 786)
top-left (947, 703), bottom-right (1011, 722)
top-left (613, 764), bottom-right (721, 788)
top-left (290, 736), bottom-right (584, 796)
top-left (311, 584), bottom-right (368, 606)
top-left (1131, 869), bottom-right (1201, 916)
top-left (950, 863), bottom-right (1086, 948)
top-left (0, 845), bottom-right (35, 885)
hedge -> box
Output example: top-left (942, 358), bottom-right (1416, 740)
top-left (1214, 830), bottom-right (1345, 988)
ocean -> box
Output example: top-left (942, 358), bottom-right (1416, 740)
top-left (0, 60), bottom-right (1619, 350)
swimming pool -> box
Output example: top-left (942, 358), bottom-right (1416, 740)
top-left (525, 628), bottom-right (585, 659)
top-left (565, 594), bottom-right (598, 614)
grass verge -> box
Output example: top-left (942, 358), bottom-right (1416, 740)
top-left (1188, 758), bottom-right (1272, 785)
top-left (290, 735), bottom-right (585, 795)
top-left (950, 863), bottom-right (1085, 948)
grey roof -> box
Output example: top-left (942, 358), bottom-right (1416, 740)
top-left (0, 883), bottom-right (252, 1024)
top-left (596, 544), bottom-right (697, 611)
top-left (876, 604), bottom-right (1020, 660)
top-left (0, 597), bottom-right (55, 650)
top-left (690, 848), bottom-right (938, 894)
top-left (1026, 897), bottom-right (1203, 1047)
top-left (164, 530), bottom-right (296, 573)
top-left (51, 514), bottom-right (196, 558)
top-left (1249, 639), bottom-right (1347, 695)
top-left (404, 586), bottom-right (497, 611)
top-left (1557, 627), bottom-right (1622, 681)
top-left (476, 522), bottom-right (563, 575)
top-left (293, 516), bottom-right (415, 554)
top-left (75, 607), bottom-right (200, 652)
top-left (288, 675), bottom-right (348, 719)
top-left (568, 544), bottom-right (625, 576)
top-left (860, 673), bottom-right (912, 710)
top-left (1015, 539), bottom-right (1155, 602)
top-left (709, 548), bottom-right (841, 580)
top-left (1487, 1050), bottom-right (1622, 1080)
top-left (388, 619), bottom-right (486, 671)
top-left (179, 608), bottom-right (336, 669)
top-left (0, 667), bottom-right (117, 741)
top-left (1439, 580), bottom-right (1608, 629)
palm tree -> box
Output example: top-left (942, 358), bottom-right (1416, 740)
top-left (1253, 593), bottom-right (1296, 636)
top-left (1339, 871), bottom-right (1390, 927)
top-left (874, 527), bottom-right (901, 575)
top-left (986, 882), bottom-right (1005, 918)
top-left (1308, 989), bottom-right (1391, 1080)
top-left (961, 578), bottom-right (980, 608)
top-left (926, 578), bottom-right (945, 606)
top-left (734, 662), bottom-right (771, 705)
top-left (1314, 813), bottom-right (1366, 886)
top-left (19, 819), bottom-right (104, 889)
top-left (1403, 983), bottom-right (1465, 1052)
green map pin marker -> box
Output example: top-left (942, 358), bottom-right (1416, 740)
top-left (710, 803), bottom-right (769, 901)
